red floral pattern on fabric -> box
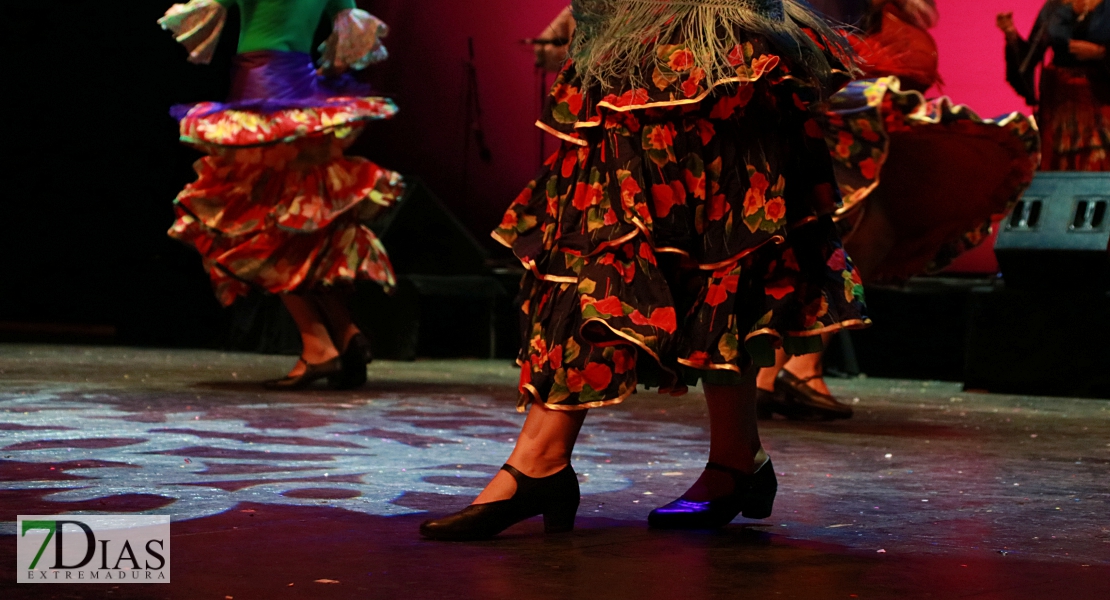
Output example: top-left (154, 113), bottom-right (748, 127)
top-left (539, 37), bottom-right (846, 145)
top-left (494, 60), bottom-right (868, 410)
top-left (178, 98), bottom-right (398, 147)
top-left (170, 133), bottom-right (404, 306)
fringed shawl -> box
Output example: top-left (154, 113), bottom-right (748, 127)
top-left (571, 0), bottom-right (857, 92)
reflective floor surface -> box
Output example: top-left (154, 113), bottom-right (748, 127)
top-left (0, 345), bottom-right (1107, 599)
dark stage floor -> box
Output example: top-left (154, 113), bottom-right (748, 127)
top-left (0, 345), bottom-right (1107, 599)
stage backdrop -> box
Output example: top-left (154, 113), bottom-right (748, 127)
top-left (930, 1), bottom-right (1044, 273)
top-left (932, 0), bottom-right (1042, 118)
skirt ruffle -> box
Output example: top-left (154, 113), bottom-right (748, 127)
top-left (822, 76), bottom-right (1040, 280)
top-left (849, 3), bottom-right (941, 93)
top-left (495, 62), bottom-right (868, 411)
top-left (177, 97), bottom-right (398, 147)
top-left (170, 132), bottom-right (404, 306)
top-left (535, 33), bottom-right (850, 147)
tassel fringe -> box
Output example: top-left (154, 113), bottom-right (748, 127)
top-left (571, 0), bottom-right (857, 93)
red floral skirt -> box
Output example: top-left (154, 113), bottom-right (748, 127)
top-left (1039, 65), bottom-right (1110, 172)
top-left (494, 60), bottom-right (869, 411)
top-left (169, 100), bottom-right (404, 306)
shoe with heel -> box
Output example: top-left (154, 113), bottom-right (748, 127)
top-left (756, 388), bottom-right (786, 420)
top-left (648, 458), bottom-right (777, 529)
top-left (264, 357), bottom-right (343, 390)
top-left (419, 464), bottom-right (580, 541)
top-left (776, 370), bottom-right (853, 420)
top-left (328, 332), bottom-right (373, 390)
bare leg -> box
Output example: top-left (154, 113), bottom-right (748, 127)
top-left (314, 288), bottom-right (360, 351)
top-left (280, 294), bottom-right (340, 377)
top-left (756, 333), bottom-right (834, 396)
top-left (471, 402), bottom-right (588, 505)
top-left (755, 348), bottom-right (790, 392)
top-left (781, 346), bottom-right (833, 395)
top-left (682, 372), bottom-right (768, 502)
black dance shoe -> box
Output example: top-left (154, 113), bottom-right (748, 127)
top-left (328, 333), bottom-right (373, 390)
top-left (648, 459), bottom-right (777, 529)
top-left (775, 370), bottom-right (853, 421)
top-left (265, 357), bottom-right (343, 390)
top-left (756, 388), bottom-right (786, 420)
top-left (419, 464), bottom-right (580, 541)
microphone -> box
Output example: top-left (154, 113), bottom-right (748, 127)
top-left (520, 37), bottom-right (570, 46)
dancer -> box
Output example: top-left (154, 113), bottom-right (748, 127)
top-left (159, 0), bottom-right (404, 389)
top-left (756, 0), bottom-right (1040, 420)
top-left (999, 0), bottom-right (1110, 171)
top-left (420, 0), bottom-right (869, 541)
top-left (532, 5), bottom-right (575, 73)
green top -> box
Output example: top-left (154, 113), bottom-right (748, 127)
top-left (215, 0), bottom-right (356, 54)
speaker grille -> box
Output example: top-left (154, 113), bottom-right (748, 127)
top-left (1007, 198), bottom-right (1043, 230)
top-left (1070, 197), bottom-right (1108, 231)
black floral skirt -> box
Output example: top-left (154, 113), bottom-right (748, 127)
top-left (494, 57), bottom-right (869, 411)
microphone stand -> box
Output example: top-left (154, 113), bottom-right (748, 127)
top-left (461, 37), bottom-right (493, 203)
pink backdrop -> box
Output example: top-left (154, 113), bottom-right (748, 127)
top-left (931, 0), bottom-right (1044, 116)
top-left (359, 0), bottom-right (575, 246)
top-left (364, 1), bottom-right (1048, 272)
top-left (930, 0), bottom-right (1045, 273)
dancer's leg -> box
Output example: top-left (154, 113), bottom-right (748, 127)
top-left (756, 334), bottom-right (834, 396)
top-left (313, 288), bottom-right (360, 350)
top-left (682, 371), bottom-right (767, 502)
top-left (472, 402), bottom-right (587, 504)
top-left (280, 293), bottom-right (340, 377)
top-left (781, 343), bottom-right (833, 396)
top-left (755, 349), bottom-right (790, 392)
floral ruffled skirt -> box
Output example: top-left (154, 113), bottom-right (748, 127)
top-left (494, 50), bottom-right (869, 411)
top-left (169, 51), bottom-right (404, 306)
top-left (822, 77), bottom-right (1040, 280)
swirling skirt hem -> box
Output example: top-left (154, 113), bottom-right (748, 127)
top-left (170, 135), bottom-right (403, 306)
top-left (177, 96), bottom-right (398, 148)
top-left (824, 76), bottom-right (1040, 279)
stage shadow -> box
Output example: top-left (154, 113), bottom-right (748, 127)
top-left (6, 502), bottom-right (1100, 600)
top-left (191, 378), bottom-right (519, 398)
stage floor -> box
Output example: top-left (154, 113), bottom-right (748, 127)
top-left (0, 344), bottom-right (1107, 599)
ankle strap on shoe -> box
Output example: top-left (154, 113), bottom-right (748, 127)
top-left (705, 461), bottom-right (746, 477)
top-left (500, 463), bottom-right (527, 482)
top-left (781, 369), bottom-right (823, 385)
top-left (501, 463), bottom-right (573, 482)
top-left (705, 459), bottom-right (770, 479)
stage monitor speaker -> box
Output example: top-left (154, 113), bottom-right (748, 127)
top-left (355, 179), bottom-right (513, 360)
top-left (372, 178), bottom-right (490, 276)
top-left (995, 172), bottom-right (1110, 289)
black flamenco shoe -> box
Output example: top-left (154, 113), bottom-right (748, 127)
top-left (328, 333), bottom-right (373, 390)
top-left (648, 459), bottom-right (777, 529)
top-left (265, 357), bottom-right (343, 390)
top-left (775, 370), bottom-right (853, 421)
top-left (756, 388), bottom-right (785, 420)
top-left (419, 464), bottom-right (580, 541)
